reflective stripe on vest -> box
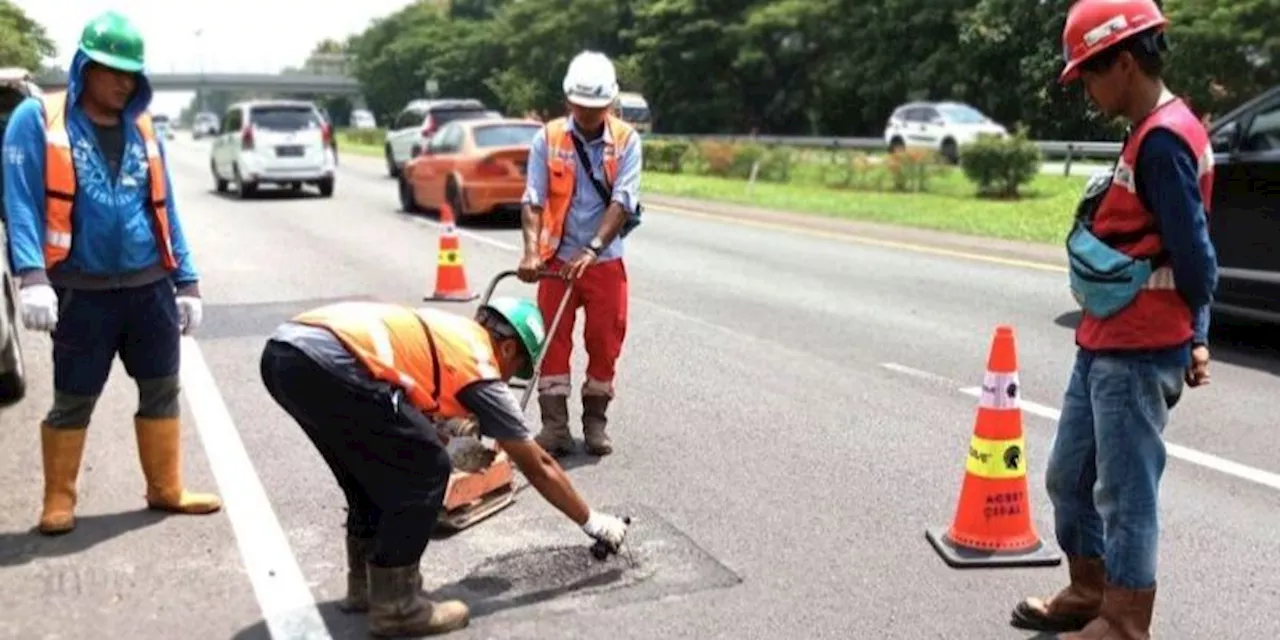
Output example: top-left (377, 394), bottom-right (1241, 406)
top-left (40, 91), bottom-right (178, 272)
top-left (536, 115), bottom-right (634, 261)
top-left (290, 302), bottom-right (503, 420)
top-left (1075, 95), bottom-right (1213, 351)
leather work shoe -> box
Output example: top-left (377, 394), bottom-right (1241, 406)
top-left (534, 394), bottom-right (574, 456)
top-left (337, 535), bottom-right (373, 613)
top-left (1061, 583), bottom-right (1157, 640)
top-left (1011, 555), bottom-right (1105, 632)
top-left (582, 395), bottom-right (613, 456)
top-left (367, 563), bottom-right (469, 637)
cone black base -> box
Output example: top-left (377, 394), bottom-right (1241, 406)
top-left (423, 292), bottom-right (480, 302)
top-left (926, 527), bottom-right (1062, 569)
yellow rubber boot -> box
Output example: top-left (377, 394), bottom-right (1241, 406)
top-left (39, 424), bottom-right (88, 535)
top-left (134, 417), bottom-right (222, 514)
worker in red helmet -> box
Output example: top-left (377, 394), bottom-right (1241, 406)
top-left (1011, 1), bottom-right (1218, 639)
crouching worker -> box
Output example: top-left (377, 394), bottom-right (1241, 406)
top-left (259, 296), bottom-right (630, 637)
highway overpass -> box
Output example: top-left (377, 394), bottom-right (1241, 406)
top-left (33, 70), bottom-right (362, 95)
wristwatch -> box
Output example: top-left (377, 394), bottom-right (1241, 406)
top-left (588, 237), bottom-right (605, 254)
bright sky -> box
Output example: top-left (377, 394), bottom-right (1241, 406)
top-left (17, 0), bottom-right (415, 117)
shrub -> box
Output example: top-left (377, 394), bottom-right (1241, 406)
top-left (959, 128), bottom-right (1042, 198)
top-left (822, 150), bottom-right (881, 191)
top-left (340, 128), bottom-right (384, 146)
top-left (728, 143), bottom-right (793, 182)
top-left (642, 139), bottom-right (691, 174)
top-left (883, 147), bottom-right (941, 192)
top-left (693, 140), bottom-right (739, 178)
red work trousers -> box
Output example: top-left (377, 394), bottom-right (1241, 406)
top-left (537, 257), bottom-right (629, 395)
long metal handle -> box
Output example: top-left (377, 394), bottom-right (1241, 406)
top-left (479, 269), bottom-right (564, 308)
top-left (518, 282), bottom-right (573, 412)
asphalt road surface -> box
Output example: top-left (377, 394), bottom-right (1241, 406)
top-left (1, 136), bottom-right (1277, 640)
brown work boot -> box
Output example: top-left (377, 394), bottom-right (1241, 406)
top-left (367, 563), bottom-right (469, 637)
top-left (134, 417), bottom-right (222, 514)
top-left (582, 395), bottom-right (613, 456)
top-left (1061, 583), bottom-right (1156, 640)
top-left (534, 394), bottom-right (574, 456)
top-left (39, 424), bottom-right (88, 535)
top-left (337, 535), bottom-right (373, 613)
top-left (1011, 556), bottom-right (1105, 632)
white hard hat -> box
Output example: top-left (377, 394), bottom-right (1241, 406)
top-left (562, 51), bottom-right (618, 109)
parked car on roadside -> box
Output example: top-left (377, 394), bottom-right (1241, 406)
top-left (0, 67), bottom-right (35, 405)
top-left (883, 101), bottom-right (1008, 164)
top-left (210, 99), bottom-right (336, 198)
top-left (398, 118), bottom-right (540, 218)
top-left (384, 99), bottom-right (491, 178)
top-left (1205, 84), bottom-right (1280, 324)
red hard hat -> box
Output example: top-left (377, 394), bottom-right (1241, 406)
top-left (1059, 0), bottom-right (1167, 84)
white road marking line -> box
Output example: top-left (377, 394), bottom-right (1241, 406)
top-left (880, 362), bottom-right (957, 385)
top-left (957, 386), bottom-right (1280, 492)
top-left (411, 216), bottom-right (520, 251)
top-left (180, 337), bottom-right (332, 640)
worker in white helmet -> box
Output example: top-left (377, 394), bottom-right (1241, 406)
top-left (517, 50), bottom-right (643, 458)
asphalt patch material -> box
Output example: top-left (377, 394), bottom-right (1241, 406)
top-left (421, 502), bottom-right (741, 622)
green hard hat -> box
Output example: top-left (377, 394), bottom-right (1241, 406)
top-left (78, 11), bottom-right (146, 73)
top-left (478, 297), bottom-right (545, 380)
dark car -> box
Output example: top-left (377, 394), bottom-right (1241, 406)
top-left (0, 67), bottom-right (36, 405)
top-left (1206, 84), bottom-right (1280, 323)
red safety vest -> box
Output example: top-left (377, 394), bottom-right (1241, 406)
top-left (1075, 96), bottom-right (1214, 351)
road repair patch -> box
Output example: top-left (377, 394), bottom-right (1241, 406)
top-left (421, 502), bottom-right (742, 622)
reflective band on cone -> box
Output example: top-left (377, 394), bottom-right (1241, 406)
top-left (926, 325), bottom-right (1062, 569)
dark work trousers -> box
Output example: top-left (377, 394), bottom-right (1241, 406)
top-left (258, 339), bottom-right (453, 568)
top-left (52, 279), bottom-right (181, 395)
top-left (48, 278), bottom-right (183, 427)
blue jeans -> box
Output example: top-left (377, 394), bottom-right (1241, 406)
top-left (1045, 349), bottom-right (1185, 590)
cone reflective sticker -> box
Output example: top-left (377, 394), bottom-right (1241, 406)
top-left (925, 325), bottom-right (1062, 569)
top-left (424, 203), bottom-right (478, 302)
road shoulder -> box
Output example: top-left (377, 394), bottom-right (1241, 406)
top-left (645, 193), bottom-right (1069, 270)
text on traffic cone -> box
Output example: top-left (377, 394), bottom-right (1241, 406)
top-left (925, 325), bottom-right (1061, 569)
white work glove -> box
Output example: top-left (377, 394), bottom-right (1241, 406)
top-left (176, 296), bottom-right (203, 336)
top-left (581, 510), bottom-right (629, 552)
top-left (19, 284), bottom-right (58, 332)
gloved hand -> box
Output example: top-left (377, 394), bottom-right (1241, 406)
top-left (19, 284), bottom-right (58, 332)
top-left (581, 510), bottom-right (629, 552)
top-left (176, 296), bottom-right (203, 336)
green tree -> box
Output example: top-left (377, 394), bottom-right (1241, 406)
top-left (0, 0), bottom-right (57, 70)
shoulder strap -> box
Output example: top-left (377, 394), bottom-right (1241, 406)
top-left (570, 132), bottom-right (613, 204)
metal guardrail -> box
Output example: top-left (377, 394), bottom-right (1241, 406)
top-left (643, 133), bottom-right (1122, 162)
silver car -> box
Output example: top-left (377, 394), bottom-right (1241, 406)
top-left (0, 67), bottom-right (33, 405)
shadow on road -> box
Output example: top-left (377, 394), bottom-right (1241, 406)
top-left (229, 545), bottom-right (630, 640)
top-left (401, 206), bottom-right (522, 231)
top-left (208, 187), bottom-right (326, 201)
top-left (0, 509), bottom-right (166, 567)
top-left (1053, 310), bottom-right (1280, 377)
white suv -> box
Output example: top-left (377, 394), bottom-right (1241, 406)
top-left (210, 100), bottom-right (335, 198)
top-left (883, 101), bottom-right (1008, 164)
top-left (383, 99), bottom-right (491, 177)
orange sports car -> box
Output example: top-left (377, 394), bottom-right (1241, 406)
top-left (398, 117), bottom-right (542, 218)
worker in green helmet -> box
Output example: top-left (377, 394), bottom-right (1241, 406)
top-left (4, 11), bottom-right (217, 536)
top-left (260, 296), bottom-right (629, 637)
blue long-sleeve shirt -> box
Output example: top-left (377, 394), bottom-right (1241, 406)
top-left (3, 49), bottom-right (199, 291)
top-left (1134, 127), bottom-right (1219, 353)
top-left (521, 116), bottom-right (642, 263)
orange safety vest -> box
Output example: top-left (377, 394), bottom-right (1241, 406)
top-left (290, 302), bottom-right (504, 419)
top-left (40, 91), bottom-right (177, 272)
top-left (536, 115), bottom-right (635, 261)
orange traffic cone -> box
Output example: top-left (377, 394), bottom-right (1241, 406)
top-left (925, 325), bottom-right (1062, 569)
top-left (424, 202), bottom-right (478, 302)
